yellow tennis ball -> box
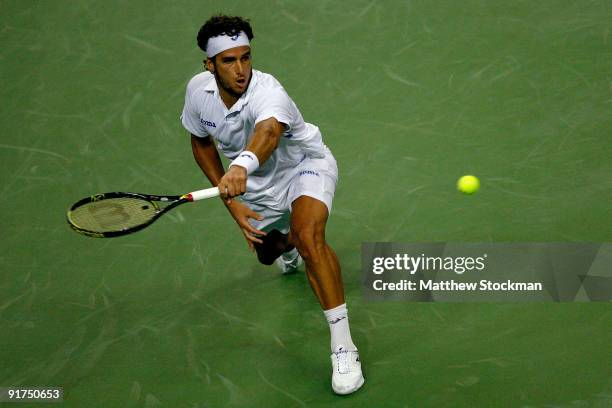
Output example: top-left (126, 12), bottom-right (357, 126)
top-left (457, 175), bottom-right (480, 194)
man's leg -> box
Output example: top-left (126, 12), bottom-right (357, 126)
top-left (288, 196), bottom-right (343, 309)
top-left (288, 195), bottom-right (364, 395)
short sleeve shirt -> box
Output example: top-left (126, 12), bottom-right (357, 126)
top-left (181, 69), bottom-right (327, 205)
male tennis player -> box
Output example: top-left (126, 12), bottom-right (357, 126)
top-left (181, 15), bottom-right (364, 395)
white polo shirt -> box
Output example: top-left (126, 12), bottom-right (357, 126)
top-left (181, 69), bottom-right (328, 206)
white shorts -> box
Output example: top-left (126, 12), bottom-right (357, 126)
top-left (244, 150), bottom-right (338, 233)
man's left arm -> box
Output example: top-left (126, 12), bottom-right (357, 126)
top-left (217, 117), bottom-right (285, 202)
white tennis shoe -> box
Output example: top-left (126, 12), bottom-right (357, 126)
top-left (276, 248), bottom-right (303, 275)
top-left (331, 345), bottom-right (364, 395)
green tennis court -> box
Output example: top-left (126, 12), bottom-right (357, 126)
top-left (1, 1), bottom-right (611, 406)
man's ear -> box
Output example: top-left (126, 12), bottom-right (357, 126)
top-left (205, 58), bottom-right (215, 73)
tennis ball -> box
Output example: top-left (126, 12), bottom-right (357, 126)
top-left (457, 175), bottom-right (480, 194)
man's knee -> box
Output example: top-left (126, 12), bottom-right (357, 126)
top-left (290, 223), bottom-right (326, 262)
top-left (290, 196), bottom-right (330, 262)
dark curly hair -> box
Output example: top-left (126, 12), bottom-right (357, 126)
top-left (197, 15), bottom-right (254, 56)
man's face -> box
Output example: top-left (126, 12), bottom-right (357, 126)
top-left (207, 46), bottom-right (252, 99)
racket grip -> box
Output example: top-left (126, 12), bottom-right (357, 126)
top-left (186, 187), bottom-right (220, 202)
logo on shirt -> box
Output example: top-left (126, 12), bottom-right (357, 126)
top-left (299, 170), bottom-right (320, 177)
top-left (200, 118), bottom-right (216, 128)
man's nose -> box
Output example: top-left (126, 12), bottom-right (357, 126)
top-left (235, 60), bottom-right (244, 75)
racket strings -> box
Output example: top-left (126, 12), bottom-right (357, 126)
top-left (69, 197), bottom-right (159, 233)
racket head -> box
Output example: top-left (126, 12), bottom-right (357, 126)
top-left (67, 192), bottom-right (182, 237)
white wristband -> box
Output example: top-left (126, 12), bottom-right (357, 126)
top-left (229, 151), bottom-right (259, 175)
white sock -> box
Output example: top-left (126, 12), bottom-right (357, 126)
top-left (323, 303), bottom-right (357, 352)
top-left (281, 247), bottom-right (299, 262)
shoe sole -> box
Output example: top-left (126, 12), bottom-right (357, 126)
top-left (332, 376), bottom-right (365, 395)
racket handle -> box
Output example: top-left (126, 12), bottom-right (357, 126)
top-left (186, 180), bottom-right (252, 202)
top-left (185, 187), bottom-right (220, 202)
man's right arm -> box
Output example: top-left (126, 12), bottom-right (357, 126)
top-left (190, 134), bottom-right (266, 247)
top-left (190, 134), bottom-right (226, 186)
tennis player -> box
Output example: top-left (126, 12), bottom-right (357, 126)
top-left (181, 15), bottom-right (364, 395)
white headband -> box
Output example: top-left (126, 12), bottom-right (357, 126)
top-left (206, 31), bottom-right (250, 57)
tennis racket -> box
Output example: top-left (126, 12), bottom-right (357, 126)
top-left (67, 187), bottom-right (220, 238)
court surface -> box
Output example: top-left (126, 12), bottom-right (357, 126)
top-left (1, 1), bottom-right (611, 407)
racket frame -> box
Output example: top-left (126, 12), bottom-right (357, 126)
top-left (67, 192), bottom-right (187, 238)
top-left (66, 187), bottom-right (220, 238)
